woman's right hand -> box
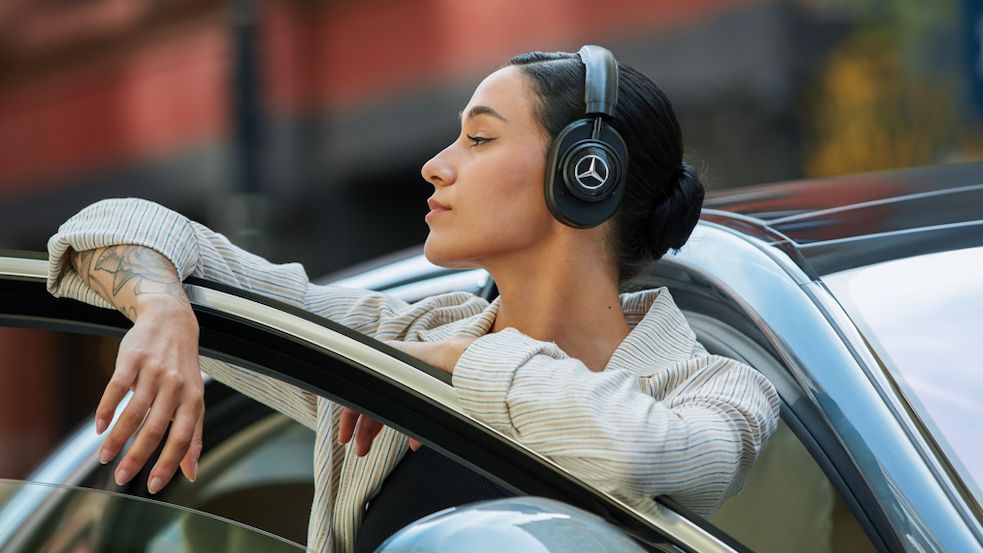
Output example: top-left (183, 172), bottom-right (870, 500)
top-left (95, 296), bottom-right (205, 495)
top-left (71, 245), bottom-right (206, 494)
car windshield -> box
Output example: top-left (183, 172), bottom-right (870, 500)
top-left (0, 478), bottom-right (305, 552)
top-left (822, 246), bottom-right (983, 512)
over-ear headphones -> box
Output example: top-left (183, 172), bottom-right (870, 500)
top-left (544, 45), bottom-right (629, 228)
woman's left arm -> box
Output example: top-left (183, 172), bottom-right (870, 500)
top-left (448, 328), bottom-right (781, 517)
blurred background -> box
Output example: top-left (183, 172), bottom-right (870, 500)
top-left (1, 0), bottom-right (982, 479)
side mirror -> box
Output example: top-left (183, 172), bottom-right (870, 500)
top-left (376, 496), bottom-right (647, 552)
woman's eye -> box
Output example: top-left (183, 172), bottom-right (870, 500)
top-left (466, 135), bottom-right (492, 147)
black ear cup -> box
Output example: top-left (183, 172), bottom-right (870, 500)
top-left (545, 119), bottom-right (628, 228)
top-left (543, 45), bottom-right (629, 229)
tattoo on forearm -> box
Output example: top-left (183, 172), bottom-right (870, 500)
top-left (73, 245), bottom-right (189, 319)
top-left (75, 249), bottom-right (110, 300)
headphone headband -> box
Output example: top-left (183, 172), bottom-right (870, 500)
top-left (577, 45), bottom-right (619, 117)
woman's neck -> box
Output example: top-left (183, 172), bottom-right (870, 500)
top-left (488, 249), bottom-right (630, 372)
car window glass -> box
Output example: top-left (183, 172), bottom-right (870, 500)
top-left (823, 246), bottom-right (983, 509)
top-left (161, 411), bottom-right (315, 546)
top-left (0, 324), bottom-right (315, 547)
top-left (0, 479), bottom-right (304, 552)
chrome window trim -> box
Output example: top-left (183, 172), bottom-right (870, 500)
top-left (673, 223), bottom-right (981, 551)
top-left (0, 255), bottom-right (735, 553)
top-left (0, 257), bottom-right (47, 281)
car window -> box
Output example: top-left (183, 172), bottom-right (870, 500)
top-left (0, 479), bottom-right (304, 552)
top-left (0, 323), bottom-right (317, 548)
top-left (161, 411), bottom-right (315, 546)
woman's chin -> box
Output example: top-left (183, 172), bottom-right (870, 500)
top-left (423, 239), bottom-right (477, 270)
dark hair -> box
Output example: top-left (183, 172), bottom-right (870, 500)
top-left (506, 51), bottom-right (705, 283)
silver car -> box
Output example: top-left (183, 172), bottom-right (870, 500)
top-left (0, 162), bottom-right (980, 552)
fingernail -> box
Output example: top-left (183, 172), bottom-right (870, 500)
top-left (115, 468), bottom-right (132, 486)
top-left (98, 449), bottom-right (112, 464)
top-left (95, 418), bottom-right (108, 435)
top-left (148, 477), bottom-right (162, 494)
top-left (190, 461), bottom-right (198, 482)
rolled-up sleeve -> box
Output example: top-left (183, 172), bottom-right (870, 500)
top-left (47, 198), bottom-right (310, 309)
top-left (452, 327), bottom-right (780, 516)
top-left (46, 198), bottom-right (430, 329)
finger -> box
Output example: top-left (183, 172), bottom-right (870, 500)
top-left (114, 380), bottom-right (182, 487)
top-left (148, 398), bottom-right (202, 494)
top-left (180, 414), bottom-right (204, 483)
top-left (96, 357), bottom-right (138, 436)
top-left (99, 381), bottom-right (153, 468)
top-left (337, 407), bottom-right (360, 445)
top-left (353, 416), bottom-right (384, 457)
top-left (408, 438), bottom-right (423, 452)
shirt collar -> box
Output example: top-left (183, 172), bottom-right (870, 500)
top-left (607, 287), bottom-right (697, 371)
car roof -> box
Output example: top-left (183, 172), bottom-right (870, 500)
top-left (703, 162), bottom-right (983, 275)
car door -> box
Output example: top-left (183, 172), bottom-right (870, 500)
top-left (0, 252), bottom-right (742, 553)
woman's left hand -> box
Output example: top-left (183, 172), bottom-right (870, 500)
top-left (337, 337), bottom-right (477, 456)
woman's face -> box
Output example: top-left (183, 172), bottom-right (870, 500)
top-left (421, 65), bottom-right (556, 269)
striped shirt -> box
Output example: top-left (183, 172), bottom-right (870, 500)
top-left (47, 198), bottom-right (780, 552)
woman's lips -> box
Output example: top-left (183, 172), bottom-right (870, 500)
top-left (426, 198), bottom-right (450, 221)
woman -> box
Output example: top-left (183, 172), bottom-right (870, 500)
top-left (47, 47), bottom-right (779, 552)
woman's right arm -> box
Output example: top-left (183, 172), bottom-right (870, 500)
top-left (46, 199), bottom-right (346, 493)
top-left (69, 244), bottom-right (207, 495)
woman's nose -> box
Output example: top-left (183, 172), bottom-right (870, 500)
top-left (421, 145), bottom-right (456, 188)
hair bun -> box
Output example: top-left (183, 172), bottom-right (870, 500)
top-left (645, 163), bottom-right (705, 258)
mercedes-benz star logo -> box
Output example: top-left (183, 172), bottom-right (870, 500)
top-left (574, 154), bottom-right (609, 190)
